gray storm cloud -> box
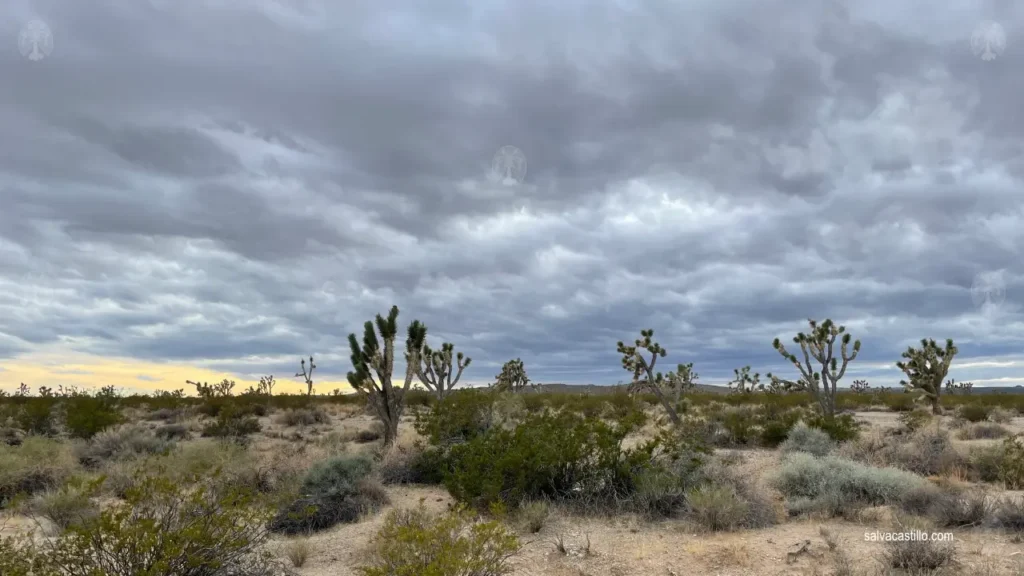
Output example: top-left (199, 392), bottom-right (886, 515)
top-left (0, 0), bottom-right (1023, 388)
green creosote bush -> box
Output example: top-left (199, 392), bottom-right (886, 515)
top-left (998, 434), bottom-right (1024, 489)
top-left (0, 472), bottom-right (287, 576)
top-left (898, 409), bottom-right (934, 434)
top-left (441, 409), bottom-right (706, 514)
top-left (14, 397), bottom-right (58, 436)
top-left (804, 413), bottom-right (861, 442)
top-left (774, 453), bottom-right (931, 518)
top-left (779, 422), bottom-right (835, 457)
top-left (269, 455), bottom-right (388, 534)
top-left (357, 504), bottom-right (521, 576)
top-left (62, 391), bottom-right (123, 440)
top-left (958, 403), bottom-right (991, 423)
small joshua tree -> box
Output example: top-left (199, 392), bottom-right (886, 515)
top-left (258, 375), bottom-right (275, 395)
top-left (413, 341), bottom-right (472, 401)
top-left (296, 356), bottom-right (316, 396)
top-left (728, 365), bottom-right (760, 394)
top-left (617, 329), bottom-right (694, 426)
top-left (946, 378), bottom-right (973, 396)
top-left (766, 318), bottom-right (861, 418)
top-left (850, 379), bottom-right (871, 394)
top-left (347, 305), bottom-right (426, 448)
top-left (493, 358), bottom-right (533, 393)
top-left (896, 338), bottom-right (958, 415)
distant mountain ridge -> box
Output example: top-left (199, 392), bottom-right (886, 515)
top-left (535, 383), bottom-right (1024, 395)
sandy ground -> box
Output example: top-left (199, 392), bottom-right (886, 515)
top-left (5, 407), bottom-right (1024, 575)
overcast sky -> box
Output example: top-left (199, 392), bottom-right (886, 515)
top-left (1, 0), bottom-right (1023, 394)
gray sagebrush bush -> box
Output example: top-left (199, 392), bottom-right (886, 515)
top-left (779, 422), bottom-right (834, 457)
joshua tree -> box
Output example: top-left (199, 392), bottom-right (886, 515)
top-left (728, 365), bottom-right (760, 394)
top-left (850, 379), bottom-right (871, 394)
top-left (346, 305), bottom-right (426, 448)
top-left (186, 378), bottom-right (234, 398)
top-left (897, 339), bottom-right (958, 415)
top-left (296, 356), bottom-right (316, 396)
top-left (413, 341), bottom-right (472, 401)
top-left (767, 318), bottom-right (861, 418)
top-left (945, 378), bottom-right (973, 396)
top-left (493, 358), bottom-right (533, 393)
top-left (617, 329), bottom-right (694, 426)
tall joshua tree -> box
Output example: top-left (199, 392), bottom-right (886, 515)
top-left (347, 305), bottom-right (426, 448)
top-left (413, 341), bottom-right (472, 401)
top-left (728, 365), bottom-right (760, 394)
top-left (617, 329), bottom-right (694, 426)
top-left (767, 318), bottom-right (861, 418)
top-left (296, 356), bottom-right (316, 396)
top-left (896, 338), bottom-right (958, 415)
top-left (494, 358), bottom-right (533, 393)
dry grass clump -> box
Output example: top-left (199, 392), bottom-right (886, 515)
top-left (0, 436), bottom-right (79, 506)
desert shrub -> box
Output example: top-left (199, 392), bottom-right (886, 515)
top-left (0, 473), bottom-right (287, 576)
top-left (848, 428), bottom-right (964, 477)
top-left (884, 394), bottom-right (916, 412)
top-left (970, 445), bottom-right (1004, 483)
top-left (685, 484), bottom-right (749, 532)
top-left (780, 422), bottom-right (835, 457)
top-left (26, 478), bottom-right (101, 530)
top-left (957, 422), bottom-right (1010, 440)
top-left (690, 458), bottom-right (777, 528)
top-left (201, 406), bottom-right (262, 440)
top-left (276, 407), bottom-right (330, 427)
top-left (991, 496), bottom-right (1024, 532)
top-left (145, 407), bottom-right (182, 422)
top-left (377, 445), bottom-right (441, 485)
top-left (355, 428), bottom-right (382, 443)
top-left (269, 455), bottom-right (387, 534)
top-left (804, 413), bottom-right (861, 442)
top-left (896, 428), bottom-right (965, 476)
top-left (75, 424), bottom-right (174, 468)
top-left (989, 407), bottom-right (1014, 424)
top-left (415, 389), bottom-right (499, 447)
top-left (898, 409), bottom-right (933, 433)
top-left (154, 423), bottom-right (190, 440)
top-left (720, 407), bottom-right (757, 446)
top-left (775, 453), bottom-right (929, 518)
top-left (14, 398), bottom-right (58, 436)
top-left (0, 427), bottom-right (24, 446)
top-left (897, 483), bottom-right (945, 516)
top-left (928, 490), bottom-right (991, 527)
top-left (998, 434), bottom-right (1024, 489)
top-left (358, 504), bottom-right (520, 576)
top-left (0, 437), bottom-right (78, 507)
top-left (517, 500), bottom-right (549, 533)
top-left (442, 410), bottom-right (691, 512)
top-left (958, 403), bottom-right (991, 423)
top-left (284, 538), bottom-right (311, 568)
top-left (882, 516), bottom-right (956, 572)
top-left (62, 394), bottom-right (122, 439)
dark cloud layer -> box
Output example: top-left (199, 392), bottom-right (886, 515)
top-left (1, 0), bottom-right (1023, 389)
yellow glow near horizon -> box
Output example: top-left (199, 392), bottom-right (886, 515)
top-left (0, 351), bottom-right (352, 396)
